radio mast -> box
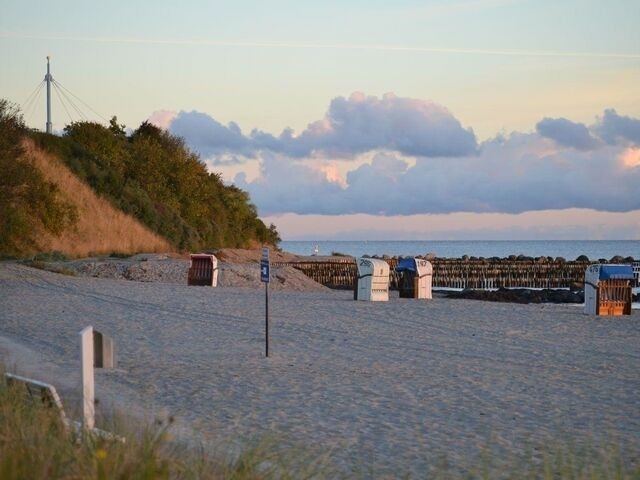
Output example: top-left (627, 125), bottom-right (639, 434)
top-left (45, 56), bottom-right (53, 133)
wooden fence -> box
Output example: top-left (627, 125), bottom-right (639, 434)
top-left (274, 258), bottom-right (598, 290)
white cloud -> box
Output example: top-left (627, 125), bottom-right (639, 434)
top-left (151, 92), bottom-right (477, 163)
top-left (283, 92), bottom-right (478, 158)
top-left (241, 133), bottom-right (640, 216)
top-left (234, 152), bottom-right (347, 214)
top-left (148, 99), bottom-right (640, 217)
top-left (148, 109), bottom-right (177, 130)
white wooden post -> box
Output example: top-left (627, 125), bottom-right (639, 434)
top-left (80, 326), bottom-right (95, 430)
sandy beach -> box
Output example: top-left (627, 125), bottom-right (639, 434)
top-left (1, 260), bottom-right (639, 476)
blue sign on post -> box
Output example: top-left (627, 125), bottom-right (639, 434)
top-left (260, 247), bottom-right (270, 283)
top-left (261, 247), bottom-right (270, 357)
top-left (260, 261), bottom-right (270, 283)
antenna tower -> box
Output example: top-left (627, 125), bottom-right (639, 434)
top-left (45, 56), bottom-right (53, 133)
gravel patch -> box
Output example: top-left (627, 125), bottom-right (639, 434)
top-left (46, 254), bottom-right (328, 292)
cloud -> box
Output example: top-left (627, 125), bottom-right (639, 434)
top-left (148, 110), bottom-right (177, 130)
top-left (149, 110), bottom-right (259, 164)
top-left (534, 110), bottom-right (640, 151)
top-left (147, 100), bottom-right (640, 217)
top-left (151, 92), bottom-right (477, 162)
top-left (620, 148), bottom-right (640, 168)
top-left (285, 92), bottom-right (477, 157)
top-left (239, 133), bottom-right (640, 216)
top-left (535, 117), bottom-right (599, 150)
top-left (234, 152), bottom-right (347, 214)
top-left (594, 109), bottom-right (640, 146)
top-left (168, 110), bottom-right (255, 159)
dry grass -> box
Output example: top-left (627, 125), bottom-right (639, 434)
top-left (0, 368), bottom-right (332, 479)
top-left (1, 364), bottom-right (638, 479)
top-left (22, 139), bottom-right (172, 258)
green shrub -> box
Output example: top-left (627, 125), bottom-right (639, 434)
top-left (30, 116), bottom-right (279, 251)
top-left (0, 100), bottom-right (77, 258)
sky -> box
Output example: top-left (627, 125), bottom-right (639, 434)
top-left (2, 0), bottom-right (639, 240)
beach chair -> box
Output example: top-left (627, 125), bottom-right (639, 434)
top-left (188, 254), bottom-right (219, 286)
top-left (395, 258), bottom-right (433, 299)
top-left (354, 258), bottom-right (389, 301)
top-left (584, 264), bottom-right (633, 315)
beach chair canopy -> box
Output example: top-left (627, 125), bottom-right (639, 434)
top-left (356, 258), bottom-right (389, 277)
top-left (395, 258), bottom-right (433, 276)
top-left (395, 257), bottom-right (417, 272)
top-left (395, 258), bottom-right (433, 299)
top-left (596, 264), bottom-right (634, 280)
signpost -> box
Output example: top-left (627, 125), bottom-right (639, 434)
top-left (260, 247), bottom-right (270, 357)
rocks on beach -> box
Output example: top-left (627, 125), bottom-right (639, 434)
top-left (45, 251), bottom-right (328, 292)
top-left (36, 249), bottom-right (638, 302)
top-left (443, 287), bottom-right (584, 304)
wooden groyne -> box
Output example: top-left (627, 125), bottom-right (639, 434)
top-left (428, 258), bottom-right (589, 289)
top-left (274, 257), bottom-right (640, 290)
top-left (276, 258), bottom-right (357, 289)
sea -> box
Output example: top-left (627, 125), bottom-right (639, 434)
top-left (280, 240), bottom-right (640, 261)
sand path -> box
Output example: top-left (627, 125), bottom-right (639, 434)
top-left (1, 262), bottom-right (638, 476)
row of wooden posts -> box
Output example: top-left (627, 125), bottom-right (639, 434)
top-left (274, 258), bottom-right (601, 290)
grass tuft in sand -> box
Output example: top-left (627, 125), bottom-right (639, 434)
top-left (0, 368), bottom-right (332, 480)
top-left (2, 369), bottom-right (637, 480)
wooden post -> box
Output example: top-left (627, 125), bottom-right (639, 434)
top-left (80, 326), bottom-right (95, 430)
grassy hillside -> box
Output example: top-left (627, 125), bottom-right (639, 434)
top-left (0, 99), bottom-right (280, 258)
top-left (22, 138), bottom-right (172, 257)
top-left (30, 117), bottom-right (279, 251)
top-left (0, 100), bottom-right (78, 258)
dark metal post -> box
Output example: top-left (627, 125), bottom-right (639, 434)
top-left (260, 246), bottom-right (270, 358)
top-left (265, 281), bottom-right (269, 357)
